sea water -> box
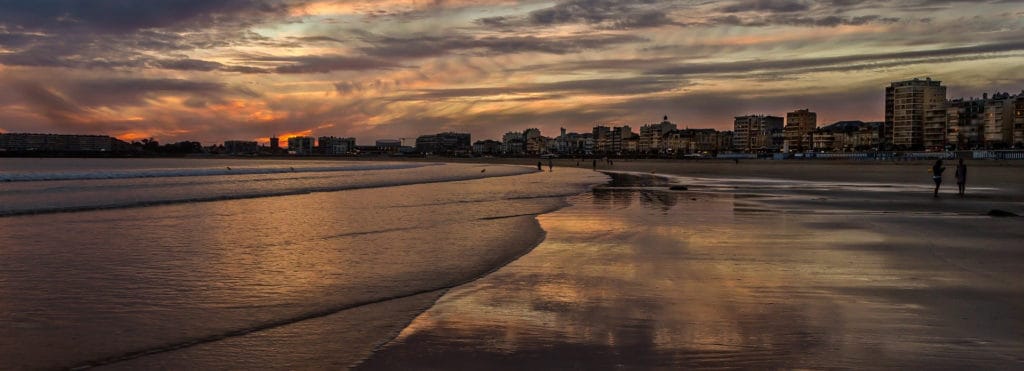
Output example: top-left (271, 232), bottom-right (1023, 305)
top-left (0, 158), bottom-right (607, 369)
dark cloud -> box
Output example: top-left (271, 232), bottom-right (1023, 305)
top-left (478, 0), bottom-right (680, 30)
top-left (358, 32), bottom-right (647, 59)
top-left (650, 40), bottom-right (1024, 77)
top-left (13, 82), bottom-right (89, 125)
top-left (719, 0), bottom-right (811, 13)
top-left (245, 55), bottom-right (399, 74)
top-left (0, 0), bottom-right (299, 34)
top-left (402, 76), bottom-right (685, 100)
top-left (710, 14), bottom-right (900, 27)
top-left (151, 59), bottom-right (225, 72)
top-left (65, 78), bottom-right (228, 107)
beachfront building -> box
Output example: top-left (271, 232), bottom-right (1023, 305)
top-left (472, 139), bottom-right (503, 155)
top-left (733, 115), bottom-right (783, 152)
top-left (224, 140), bottom-right (258, 155)
top-left (591, 124), bottom-right (635, 154)
top-left (287, 136), bottom-right (315, 155)
top-left (501, 131), bottom-right (525, 155)
top-left (269, 136), bottom-right (280, 151)
top-left (1015, 95), bottom-right (1024, 147)
top-left (811, 121), bottom-right (883, 152)
top-left (555, 129), bottom-right (593, 155)
top-left (661, 128), bottom-right (722, 155)
top-left (375, 139), bottom-right (401, 153)
top-left (415, 132), bottom-right (471, 155)
top-left (982, 92), bottom-right (1018, 148)
top-left (0, 133), bottom-right (130, 153)
top-left (783, 109), bottom-right (817, 152)
top-left (885, 77), bottom-right (947, 150)
top-left (638, 116), bottom-right (677, 154)
top-left (317, 136), bottom-right (356, 155)
top-left (946, 98), bottom-right (986, 150)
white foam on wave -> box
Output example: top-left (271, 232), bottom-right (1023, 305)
top-left (0, 162), bottom-right (436, 182)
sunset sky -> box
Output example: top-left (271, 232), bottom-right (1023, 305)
top-left (1, 0), bottom-right (1022, 145)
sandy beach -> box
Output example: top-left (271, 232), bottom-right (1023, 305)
top-left (356, 159), bottom-right (1024, 369)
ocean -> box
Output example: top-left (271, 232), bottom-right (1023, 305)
top-left (0, 158), bottom-right (607, 369)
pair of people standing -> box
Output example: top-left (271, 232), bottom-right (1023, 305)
top-left (932, 159), bottom-right (967, 197)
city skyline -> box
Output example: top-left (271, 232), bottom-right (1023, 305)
top-left (1, 1), bottom-right (1023, 145)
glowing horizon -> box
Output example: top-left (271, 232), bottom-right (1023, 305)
top-left (1, 0), bottom-right (1022, 145)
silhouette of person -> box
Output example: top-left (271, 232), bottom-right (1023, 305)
top-left (955, 158), bottom-right (967, 196)
top-left (931, 159), bottom-right (945, 197)
top-left (537, 161), bottom-right (543, 171)
top-left (548, 159), bottom-right (553, 172)
top-left (592, 159), bottom-right (597, 171)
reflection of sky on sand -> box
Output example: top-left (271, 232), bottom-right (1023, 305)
top-left (361, 176), bottom-right (1024, 369)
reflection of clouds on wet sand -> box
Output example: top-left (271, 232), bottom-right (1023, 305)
top-left (360, 177), bottom-right (1024, 369)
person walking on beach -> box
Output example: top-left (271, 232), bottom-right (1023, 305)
top-left (537, 161), bottom-right (543, 171)
top-left (592, 159), bottom-right (597, 171)
top-left (548, 159), bottom-right (553, 172)
top-left (931, 159), bottom-right (945, 197)
top-left (955, 158), bottom-right (967, 197)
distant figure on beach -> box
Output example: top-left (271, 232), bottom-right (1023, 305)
top-left (537, 161), bottom-right (543, 171)
top-left (548, 159), bottom-right (553, 172)
top-left (592, 159), bottom-right (597, 170)
top-left (931, 159), bottom-right (945, 197)
top-left (733, 158), bottom-right (739, 164)
top-left (955, 158), bottom-right (967, 196)
top-left (609, 159), bottom-right (613, 166)
top-left (576, 160), bottom-right (580, 167)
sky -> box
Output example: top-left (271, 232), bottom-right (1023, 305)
top-left (1, 0), bottom-right (1023, 145)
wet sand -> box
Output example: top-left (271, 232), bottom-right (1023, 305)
top-left (358, 169), bottom-right (1024, 369)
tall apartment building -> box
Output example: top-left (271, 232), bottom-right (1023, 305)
top-left (1014, 96), bottom-right (1024, 146)
top-left (733, 115), bottom-right (783, 152)
top-left (946, 98), bottom-right (986, 149)
top-left (885, 77), bottom-right (947, 150)
top-left (287, 136), bottom-right (315, 155)
top-left (317, 136), bottom-right (356, 154)
top-left (783, 109), bottom-right (817, 152)
top-left (639, 116), bottom-right (677, 153)
top-left (0, 133), bottom-right (128, 152)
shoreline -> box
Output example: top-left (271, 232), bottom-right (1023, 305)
top-left (356, 166), bottom-right (1024, 369)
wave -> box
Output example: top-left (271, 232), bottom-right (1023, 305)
top-left (0, 162), bottom-right (435, 182)
top-left (0, 170), bottom-right (528, 217)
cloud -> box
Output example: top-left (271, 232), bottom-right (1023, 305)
top-left (403, 76), bottom-right (685, 100)
top-left (246, 55), bottom-right (400, 73)
top-left (478, 0), bottom-right (682, 29)
top-left (358, 32), bottom-right (647, 59)
top-left (0, 0), bottom-right (298, 34)
top-left (649, 40), bottom-right (1024, 77)
top-left (719, 0), bottom-right (812, 13)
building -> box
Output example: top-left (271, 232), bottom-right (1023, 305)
top-left (982, 92), bottom-right (1017, 148)
top-left (733, 115), bottom-right (783, 152)
top-left (473, 139), bottom-right (503, 155)
top-left (287, 136), bottom-right (315, 155)
top-left (811, 121), bottom-right (883, 152)
top-left (946, 98), bottom-right (986, 150)
top-left (415, 132), bottom-right (471, 155)
top-left (317, 136), bottom-right (356, 154)
top-left (269, 136), bottom-right (280, 151)
top-left (0, 133), bottom-right (129, 152)
top-left (501, 131), bottom-right (525, 155)
top-left (783, 109), bottom-right (817, 152)
top-left (886, 77), bottom-right (947, 150)
top-left (223, 140), bottom-right (258, 155)
top-left (945, 91), bottom-right (1024, 149)
top-left (375, 139), bottom-right (401, 153)
top-left (639, 116), bottom-right (677, 154)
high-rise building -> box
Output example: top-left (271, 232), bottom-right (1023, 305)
top-left (783, 109), bottom-right (817, 152)
top-left (269, 136), bottom-right (279, 150)
top-left (317, 136), bottom-right (356, 154)
top-left (946, 98), bottom-right (986, 150)
top-left (885, 77), bottom-right (947, 150)
top-left (639, 116), bottom-right (677, 153)
top-left (733, 115), bottom-right (783, 152)
top-left (287, 136), bottom-right (315, 155)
